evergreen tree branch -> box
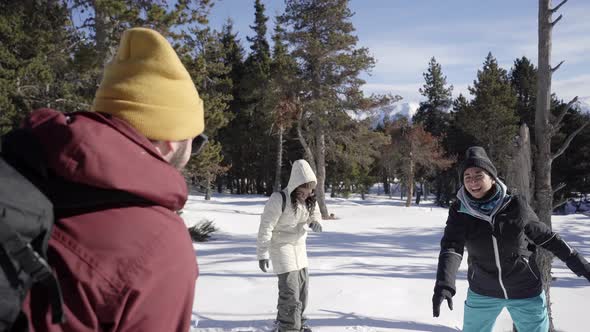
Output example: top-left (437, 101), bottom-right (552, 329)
top-left (552, 119), bottom-right (590, 162)
top-left (550, 0), bottom-right (568, 13)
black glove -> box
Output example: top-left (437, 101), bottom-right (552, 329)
top-left (565, 252), bottom-right (590, 282)
top-left (432, 288), bottom-right (453, 317)
top-left (309, 221), bottom-right (322, 232)
top-left (259, 259), bottom-right (269, 273)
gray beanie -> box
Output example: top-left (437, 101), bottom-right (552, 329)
top-left (461, 146), bottom-right (497, 181)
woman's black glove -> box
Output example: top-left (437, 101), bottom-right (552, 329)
top-left (432, 287), bottom-right (453, 317)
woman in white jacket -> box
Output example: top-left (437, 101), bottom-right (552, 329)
top-left (257, 159), bottom-right (323, 332)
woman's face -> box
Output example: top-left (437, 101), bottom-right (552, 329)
top-left (295, 185), bottom-right (313, 202)
top-left (463, 167), bottom-right (495, 199)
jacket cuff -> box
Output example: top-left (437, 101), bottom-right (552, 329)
top-left (433, 285), bottom-right (454, 298)
top-left (257, 252), bottom-right (270, 260)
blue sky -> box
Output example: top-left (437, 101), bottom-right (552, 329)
top-left (207, 0), bottom-right (590, 104)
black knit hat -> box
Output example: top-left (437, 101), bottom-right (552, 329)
top-left (461, 146), bottom-right (497, 181)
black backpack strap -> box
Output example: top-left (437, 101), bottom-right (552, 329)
top-left (280, 191), bottom-right (286, 213)
top-left (0, 213), bottom-right (64, 324)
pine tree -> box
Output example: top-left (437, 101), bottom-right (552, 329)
top-left (551, 102), bottom-right (590, 209)
top-left (412, 57), bottom-right (454, 206)
top-left (325, 112), bottom-right (388, 200)
top-left (217, 19), bottom-right (247, 194)
top-left (64, 1), bottom-right (215, 109)
top-left (457, 52), bottom-right (519, 173)
top-left (233, 0), bottom-right (274, 195)
top-left (430, 94), bottom-right (477, 206)
top-left (510, 56), bottom-right (537, 130)
top-left (412, 57), bottom-right (453, 137)
top-left (0, 0), bottom-right (73, 134)
top-left (268, 21), bottom-right (300, 192)
top-left (179, 26), bottom-right (233, 200)
top-left (280, 0), bottom-right (377, 218)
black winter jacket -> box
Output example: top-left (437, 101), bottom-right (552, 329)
top-left (435, 185), bottom-right (580, 299)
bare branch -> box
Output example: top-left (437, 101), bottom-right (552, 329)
top-left (552, 119), bottom-right (590, 162)
top-left (553, 182), bottom-right (566, 194)
top-left (552, 96), bottom-right (579, 129)
top-left (551, 14), bottom-right (563, 26)
top-left (550, 0), bottom-right (568, 13)
top-left (553, 198), bottom-right (568, 210)
top-left (551, 60), bottom-right (565, 73)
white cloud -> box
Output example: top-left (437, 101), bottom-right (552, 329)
top-left (553, 74), bottom-right (590, 101)
top-left (357, 2), bottom-right (590, 105)
top-left (366, 41), bottom-right (477, 78)
top-left (362, 81), bottom-right (472, 104)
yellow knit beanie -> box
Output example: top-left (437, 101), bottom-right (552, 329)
top-left (92, 28), bottom-right (204, 141)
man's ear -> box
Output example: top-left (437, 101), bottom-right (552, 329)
top-left (152, 140), bottom-right (175, 161)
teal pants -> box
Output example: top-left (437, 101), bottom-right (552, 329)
top-left (463, 289), bottom-right (549, 332)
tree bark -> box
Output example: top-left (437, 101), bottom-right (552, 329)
top-left (313, 118), bottom-right (329, 218)
top-left (506, 124), bottom-right (533, 203)
top-left (296, 110), bottom-right (317, 172)
top-left (205, 178), bottom-right (211, 200)
top-left (274, 126), bottom-right (284, 192)
top-left (505, 124), bottom-right (533, 332)
top-left (405, 154), bottom-right (414, 207)
top-left (534, 1), bottom-right (556, 330)
top-left (92, 0), bottom-right (116, 66)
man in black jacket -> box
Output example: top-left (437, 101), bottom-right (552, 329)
top-left (432, 146), bottom-right (590, 332)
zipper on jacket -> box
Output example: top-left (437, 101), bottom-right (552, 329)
top-left (470, 268), bottom-right (475, 281)
top-left (523, 257), bottom-right (539, 280)
top-left (488, 196), bottom-right (513, 299)
top-left (492, 236), bottom-right (509, 299)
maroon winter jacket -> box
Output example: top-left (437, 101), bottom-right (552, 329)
top-left (18, 109), bottom-right (198, 331)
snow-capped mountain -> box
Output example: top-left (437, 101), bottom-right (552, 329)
top-left (347, 101), bottom-right (420, 128)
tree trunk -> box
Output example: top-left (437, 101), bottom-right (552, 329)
top-left (506, 124), bottom-right (533, 203)
top-left (505, 124), bottom-right (533, 332)
top-left (405, 155), bottom-right (414, 207)
top-left (383, 173), bottom-right (390, 195)
top-left (205, 177), bottom-right (211, 200)
top-left (92, 1), bottom-right (116, 66)
top-left (274, 126), bottom-right (284, 192)
top-left (216, 177), bottom-right (223, 194)
top-left (534, 1), bottom-right (556, 330)
top-left (314, 119), bottom-right (329, 219)
top-left (296, 111), bottom-right (317, 172)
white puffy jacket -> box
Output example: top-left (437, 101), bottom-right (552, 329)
top-left (256, 160), bottom-right (322, 274)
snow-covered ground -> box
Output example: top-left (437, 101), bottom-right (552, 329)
top-left (184, 194), bottom-right (590, 332)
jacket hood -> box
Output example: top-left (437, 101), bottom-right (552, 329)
top-left (457, 180), bottom-right (509, 222)
top-left (286, 159), bottom-right (317, 195)
top-left (5, 108), bottom-right (187, 211)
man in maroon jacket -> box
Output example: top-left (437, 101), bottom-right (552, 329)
top-left (15, 28), bottom-right (204, 331)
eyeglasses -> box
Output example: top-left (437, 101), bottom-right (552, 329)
top-left (191, 134), bottom-right (208, 156)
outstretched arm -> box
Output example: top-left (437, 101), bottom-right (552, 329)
top-left (523, 202), bottom-right (590, 281)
